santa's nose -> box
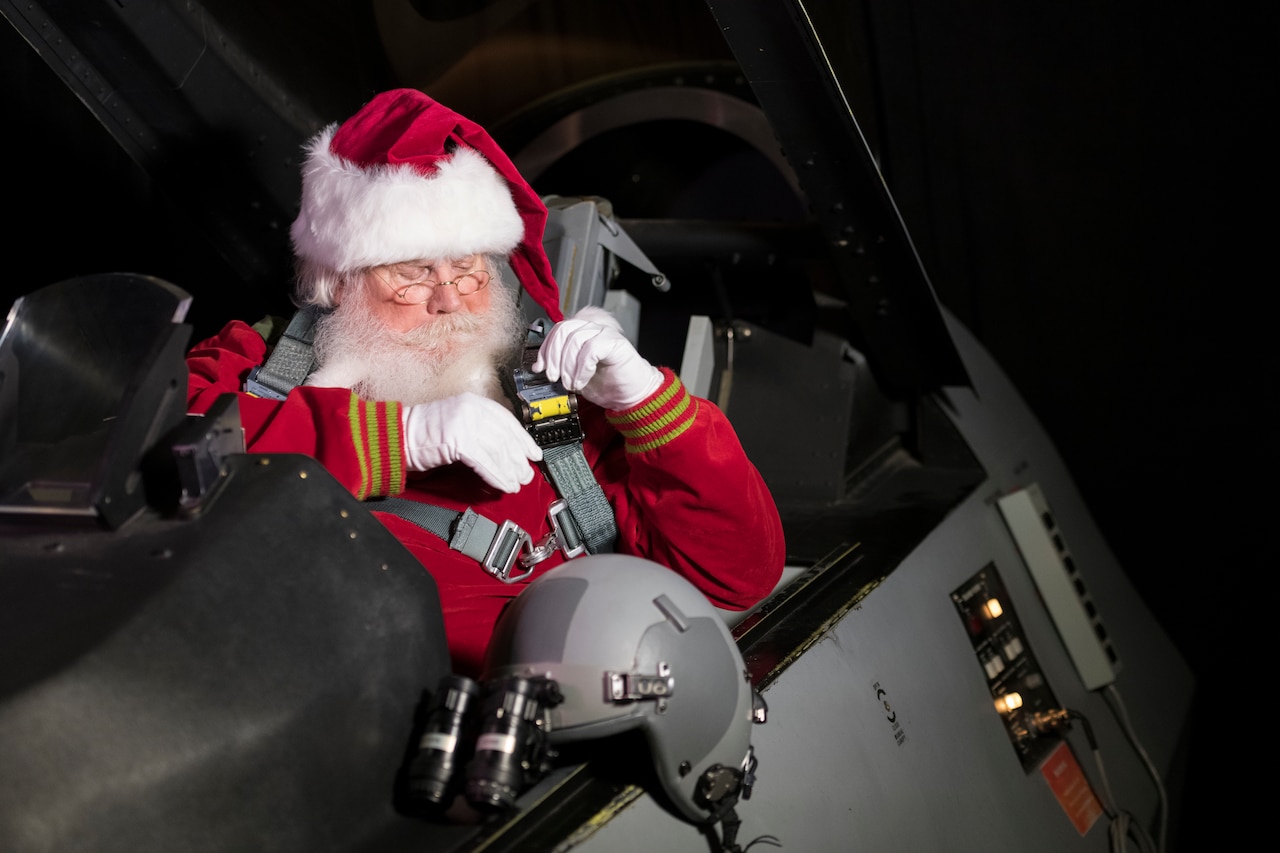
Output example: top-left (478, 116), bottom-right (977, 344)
top-left (425, 281), bottom-right (465, 314)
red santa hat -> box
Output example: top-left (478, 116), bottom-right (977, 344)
top-left (290, 88), bottom-right (562, 321)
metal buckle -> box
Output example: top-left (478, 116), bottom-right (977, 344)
top-left (520, 532), bottom-right (559, 569)
top-left (517, 499), bottom-right (587, 570)
top-left (548, 498), bottom-right (587, 559)
top-left (482, 520), bottom-right (535, 583)
top-left (525, 410), bottom-right (583, 450)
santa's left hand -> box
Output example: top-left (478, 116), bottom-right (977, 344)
top-left (532, 306), bottom-right (663, 410)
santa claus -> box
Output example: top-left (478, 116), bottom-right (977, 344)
top-left (186, 88), bottom-right (785, 676)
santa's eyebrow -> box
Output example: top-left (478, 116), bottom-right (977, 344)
top-left (389, 261), bottom-right (434, 274)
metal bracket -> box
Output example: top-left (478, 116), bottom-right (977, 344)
top-left (604, 662), bottom-right (674, 713)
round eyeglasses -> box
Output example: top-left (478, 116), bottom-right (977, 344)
top-left (373, 263), bottom-right (491, 305)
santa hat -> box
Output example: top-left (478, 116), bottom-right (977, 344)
top-left (290, 88), bottom-right (562, 321)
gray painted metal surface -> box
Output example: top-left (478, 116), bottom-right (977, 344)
top-left (563, 313), bottom-right (1193, 852)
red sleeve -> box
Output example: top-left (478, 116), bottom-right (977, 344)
top-left (592, 368), bottom-right (786, 611)
top-left (186, 320), bottom-right (408, 500)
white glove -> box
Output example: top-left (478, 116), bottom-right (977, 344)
top-left (532, 306), bottom-right (663, 410)
top-left (401, 393), bottom-right (542, 493)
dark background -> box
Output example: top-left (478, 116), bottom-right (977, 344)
top-left (865, 7), bottom-right (1272, 845)
top-left (3, 1), bottom-right (1272, 848)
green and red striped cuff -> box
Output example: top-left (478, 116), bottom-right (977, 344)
top-left (349, 395), bottom-right (405, 499)
top-left (606, 368), bottom-right (697, 453)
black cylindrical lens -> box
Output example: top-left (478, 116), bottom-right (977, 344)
top-left (406, 674), bottom-right (481, 808)
top-left (464, 676), bottom-right (547, 812)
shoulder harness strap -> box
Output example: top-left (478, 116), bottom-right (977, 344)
top-left (244, 305), bottom-right (323, 400)
top-left (243, 309), bottom-right (618, 570)
top-left (511, 320), bottom-right (617, 556)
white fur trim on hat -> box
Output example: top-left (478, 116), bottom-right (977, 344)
top-left (289, 125), bottom-right (524, 273)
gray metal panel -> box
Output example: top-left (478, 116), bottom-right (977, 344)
top-left (562, 313), bottom-right (1192, 852)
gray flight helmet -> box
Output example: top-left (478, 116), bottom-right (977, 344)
top-left (481, 554), bottom-right (763, 824)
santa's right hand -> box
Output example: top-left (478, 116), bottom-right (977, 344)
top-left (400, 393), bottom-right (543, 493)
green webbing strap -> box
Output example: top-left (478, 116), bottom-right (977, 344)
top-left (371, 497), bottom-right (460, 547)
top-left (371, 440), bottom-right (615, 561)
top-left (372, 497), bottom-right (534, 583)
top-left (244, 306), bottom-right (323, 400)
top-left (542, 442), bottom-right (615, 554)
top-left (517, 320), bottom-right (617, 555)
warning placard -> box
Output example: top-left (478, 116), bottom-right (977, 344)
top-left (1040, 741), bottom-right (1104, 835)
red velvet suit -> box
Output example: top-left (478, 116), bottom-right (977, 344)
top-left (187, 320), bottom-right (786, 676)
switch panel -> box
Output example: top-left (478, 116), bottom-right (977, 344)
top-left (952, 563), bottom-right (1063, 772)
top-left (997, 483), bottom-right (1120, 691)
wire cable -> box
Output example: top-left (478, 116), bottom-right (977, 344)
top-left (1102, 684), bottom-right (1169, 853)
top-left (1057, 706), bottom-right (1160, 853)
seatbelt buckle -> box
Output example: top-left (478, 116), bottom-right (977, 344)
top-left (548, 498), bottom-right (588, 559)
top-left (522, 401), bottom-right (583, 450)
top-left (512, 346), bottom-right (585, 449)
top-left (482, 520), bottom-right (536, 583)
top-left (517, 499), bottom-right (587, 571)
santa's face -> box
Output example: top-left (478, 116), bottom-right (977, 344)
top-left (361, 255), bottom-right (493, 333)
top-left (307, 256), bottom-right (525, 405)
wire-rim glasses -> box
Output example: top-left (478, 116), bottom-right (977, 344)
top-left (373, 263), bottom-right (491, 305)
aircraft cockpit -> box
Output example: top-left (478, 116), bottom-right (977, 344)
top-left (1, 3), bottom-right (1197, 852)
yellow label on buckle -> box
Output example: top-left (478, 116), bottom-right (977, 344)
top-left (528, 395), bottom-right (573, 421)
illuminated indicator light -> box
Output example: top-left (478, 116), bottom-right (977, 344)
top-left (994, 692), bottom-right (1024, 714)
top-left (983, 598), bottom-right (1004, 619)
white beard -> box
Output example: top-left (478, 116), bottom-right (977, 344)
top-left (306, 279), bottom-right (526, 406)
